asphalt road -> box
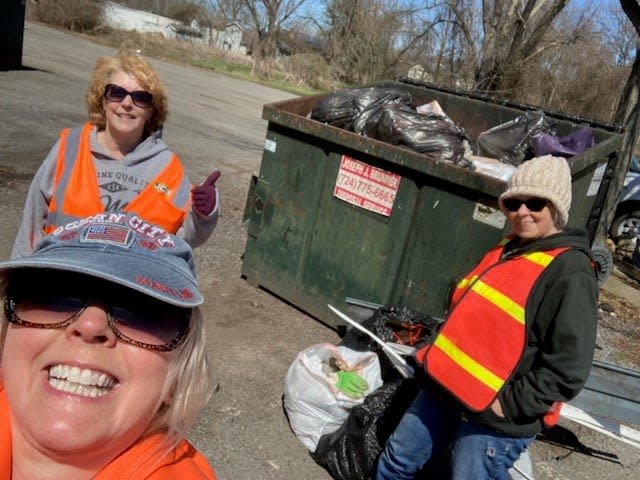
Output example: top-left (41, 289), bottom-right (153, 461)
top-left (1, 22), bottom-right (638, 480)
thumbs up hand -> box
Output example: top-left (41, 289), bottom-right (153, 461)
top-left (191, 170), bottom-right (221, 216)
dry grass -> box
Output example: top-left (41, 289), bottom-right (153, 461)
top-left (82, 28), bottom-right (329, 96)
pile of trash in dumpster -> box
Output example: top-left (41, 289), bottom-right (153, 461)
top-left (309, 87), bottom-right (595, 181)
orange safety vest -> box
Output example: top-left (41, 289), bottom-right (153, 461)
top-left (0, 382), bottom-right (215, 479)
top-left (0, 384), bottom-right (10, 479)
top-left (417, 238), bottom-right (569, 412)
top-left (45, 122), bottom-right (190, 234)
top-left (94, 433), bottom-right (216, 479)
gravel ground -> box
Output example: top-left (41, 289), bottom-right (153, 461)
top-left (596, 269), bottom-right (640, 369)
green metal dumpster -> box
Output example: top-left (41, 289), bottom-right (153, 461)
top-left (241, 79), bottom-right (623, 328)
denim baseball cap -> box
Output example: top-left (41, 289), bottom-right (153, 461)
top-left (0, 213), bottom-right (203, 307)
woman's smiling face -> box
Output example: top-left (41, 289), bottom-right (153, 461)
top-left (102, 70), bottom-right (153, 143)
top-left (1, 275), bottom-right (173, 471)
top-left (505, 196), bottom-right (560, 243)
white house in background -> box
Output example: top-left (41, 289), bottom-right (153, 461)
top-left (211, 22), bottom-right (244, 54)
top-left (101, 1), bottom-right (245, 53)
top-left (102, 2), bottom-right (178, 39)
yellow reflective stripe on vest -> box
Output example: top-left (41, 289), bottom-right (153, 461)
top-left (456, 274), bottom-right (478, 290)
top-left (523, 251), bottom-right (555, 267)
top-left (470, 279), bottom-right (525, 325)
top-left (458, 252), bottom-right (552, 323)
top-left (433, 334), bottom-right (503, 392)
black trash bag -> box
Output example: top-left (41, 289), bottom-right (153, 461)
top-left (307, 306), bottom-right (442, 480)
top-left (339, 305), bottom-right (442, 378)
top-left (310, 87), bottom-right (415, 132)
top-left (309, 89), bottom-right (364, 128)
top-left (367, 104), bottom-right (475, 168)
top-left (310, 375), bottom-right (423, 480)
top-left (350, 90), bottom-right (416, 136)
top-left (477, 110), bottom-right (556, 166)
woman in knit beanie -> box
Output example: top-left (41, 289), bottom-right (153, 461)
top-left (376, 155), bottom-right (599, 480)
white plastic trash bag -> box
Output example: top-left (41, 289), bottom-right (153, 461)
top-left (283, 343), bottom-right (383, 452)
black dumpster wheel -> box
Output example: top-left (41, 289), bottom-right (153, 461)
top-left (591, 244), bottom-right (613, 287)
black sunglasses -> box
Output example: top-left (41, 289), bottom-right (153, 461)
top-left (5, 290), bottom-right (189, 352)
top-left (503, 197), bottom-right (548, 212)
top-left (104, 84), bottom-right (153, 109)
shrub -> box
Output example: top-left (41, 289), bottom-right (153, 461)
top-left (27, 0), bottom-right (104, 32)
top-left (282, 53), bottom-right (340, 91)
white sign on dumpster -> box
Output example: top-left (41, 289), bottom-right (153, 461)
top-left (333, 155), bottom-right (400, 217)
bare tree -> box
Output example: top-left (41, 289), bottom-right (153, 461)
top-left (419, 0), bottom-right (479, 88)
top-left (424, 0), bottom-right (569, 96)
top-left (242, 0), bottom-right (308, 60)
top-left (204, 0), bottom-right (247, 26)
top-left (167, 2), bottom-right (211, 25)
top-left (603, 1), bottom-right (638, 66)
top-left (319, 0), bottom-right (444, 85)
top-left (408, 1), bottom-right (591, 100)
top-left (472, 0), bottom-right (571, 96)
top-left (321, 0), bottom-right (402, 84)
top-left (421, 1), bottom-right (627, 114)
top-left (517, 9), bottom-right (629, 121)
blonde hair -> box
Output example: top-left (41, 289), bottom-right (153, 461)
top-left (86, 51), bottom-right (168, 137)
top-left (148, 307), bottom-right (217, 446)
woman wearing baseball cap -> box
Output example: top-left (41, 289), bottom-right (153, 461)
top-left (0, 213), bottom-right (217, 479)
top-left (375, 155), bottom-right (599, 479)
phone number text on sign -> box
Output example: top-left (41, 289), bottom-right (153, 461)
top-left (333, 155), bottom-right (401, 217)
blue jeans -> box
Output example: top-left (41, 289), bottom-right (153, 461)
top-left (375, 389), bottom-right (535, 480)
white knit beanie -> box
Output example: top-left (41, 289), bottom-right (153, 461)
top-left (498, 155), bottom-right (572, 227)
